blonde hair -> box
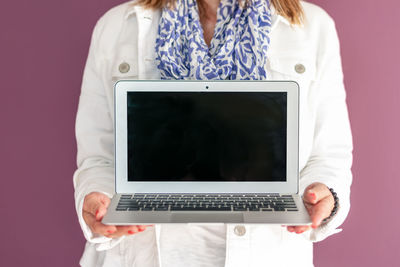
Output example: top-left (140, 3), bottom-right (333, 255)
top-left (134, 0), bottom-right (304, 25)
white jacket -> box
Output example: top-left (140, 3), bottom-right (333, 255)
top-left (73, 1), bottom-right (353, 266)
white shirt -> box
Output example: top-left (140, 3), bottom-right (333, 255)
top-left (73, 1), bottom-right (353, 266)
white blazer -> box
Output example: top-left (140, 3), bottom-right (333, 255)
top-left (73, 1), bottom-right (353, 266)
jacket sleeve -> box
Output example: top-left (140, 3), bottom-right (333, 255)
top-left (299, 15), bottom-right (353, 242)
top-left (73, 19), bottom-right (126, 251)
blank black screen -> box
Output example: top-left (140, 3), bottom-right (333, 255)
top-left (127, 92), bottom-right (287, 181)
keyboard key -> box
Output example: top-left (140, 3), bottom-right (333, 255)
top-left (215, 206), bottom-right (232, 211)
top-left (260, 208), bottom-right (273, 211)
top-left (283, 199), bottom-right (295, 203)
top-left (119, 204), bottom-right (139, 208)
top-left (119, 200), bottom-right (138, 204)
top-left (233, 207), bottom-right (247, 211)
top-left (154, 206), bottom-right (169, 211)
top-left (171, 206), bottom-right (206, 211)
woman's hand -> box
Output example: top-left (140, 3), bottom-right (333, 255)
top-left (82, 192), bottom-right (153, 238)
top-left (285, 182), bottom-right (335, 234)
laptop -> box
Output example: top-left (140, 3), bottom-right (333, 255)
top-left (102, 80), bottom-right (311, 225)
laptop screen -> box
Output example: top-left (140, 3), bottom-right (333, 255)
top-left (127, 92), bottom-right (287, 182)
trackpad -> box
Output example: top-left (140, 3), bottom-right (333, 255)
top-left (171, 213), bottom-right (244, 223)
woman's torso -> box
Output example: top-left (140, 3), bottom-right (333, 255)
top-left (79, 1), bottom-right (335, 266)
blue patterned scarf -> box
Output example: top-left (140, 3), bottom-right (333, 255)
top-left (155, 0), bottom-right (271, 80)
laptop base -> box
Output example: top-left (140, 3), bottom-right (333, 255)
top-left (102, 194), bottom-right (311, 225)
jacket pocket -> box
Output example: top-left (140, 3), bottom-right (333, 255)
top-left (111, 44), bottom-right (139, 82)
top-left (268, 53), bottom-right (317, 83)
top-left (267, 53), bottom-right (318, 114)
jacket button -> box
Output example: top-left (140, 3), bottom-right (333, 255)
top-left (119, 62), bottom-right (130, 73)
top-left (234, 225), bottom-right (246, 236)
top-left (295, 63), bottom-right (306, 74)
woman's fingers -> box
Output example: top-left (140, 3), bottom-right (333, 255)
top-left (286, 225), bottom-right (311, 234)
top-left (309, 196), bottom-right (334, 228)
top-left (84, 210), bottom-right (152, 237)
top-left (303, 183), bottom-right (331, 205)
top-left (284, 182), bottom-right (334, 233)
top-left (105, 225), bottom-right (154, 238)
top-left (105, 225), bottom-right (138, 238)
top-left (83, 210), bottom-right (117, 235)
top-left (82, 192), bottom-right (120, 236)
top-left (83, 192), bottom-right (110, 218)
top-left (137, 225), bottom-right (147, 231)
top-left (95, 203), bottom-right (109, 220)
top-left (82, 192), bottom-right (155, 238)
top-left (285, 196), bottom-right (333, 233)
top-left (83, 211), bottom-right (152, 237)
top-left (302, 183), bottom-right (334, 228)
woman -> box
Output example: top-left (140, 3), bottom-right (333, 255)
top-left (73, 0), bottom-right (353, 266)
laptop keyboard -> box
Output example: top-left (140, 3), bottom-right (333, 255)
top-left (116, 194), bottom-right (298, 212)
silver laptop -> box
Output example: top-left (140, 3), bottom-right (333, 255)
top-left (102, 80), bottom-right (311, 225)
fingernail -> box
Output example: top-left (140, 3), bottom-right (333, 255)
top-left (309, 192), bottom-right (316, 200)
top-left (107, 230), bottom-right (114, 234)
top-left (128, 230), bottom-right (135, 234)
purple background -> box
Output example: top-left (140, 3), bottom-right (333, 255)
top-left (1, 0), bottom-right (399, 266)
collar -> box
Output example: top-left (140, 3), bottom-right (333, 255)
top-left (124, 1), bottom-right (141, 20)
top-left (124, 0), bottom-right (291, 28)
top-left (270, 4), bottom-right (291, 28)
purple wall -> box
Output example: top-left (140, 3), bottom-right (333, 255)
top-left (1, 0), bottom-right (398, 266)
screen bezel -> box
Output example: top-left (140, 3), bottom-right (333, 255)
top-left (115, 80), bottom-right (299, 194)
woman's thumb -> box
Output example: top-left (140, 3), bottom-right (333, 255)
top-left (95, 204), bottom-right (108, 220)
top-left (84, 193), bottom-right (105, 218)
top-left (303, 185), bottom-right (318, 204)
